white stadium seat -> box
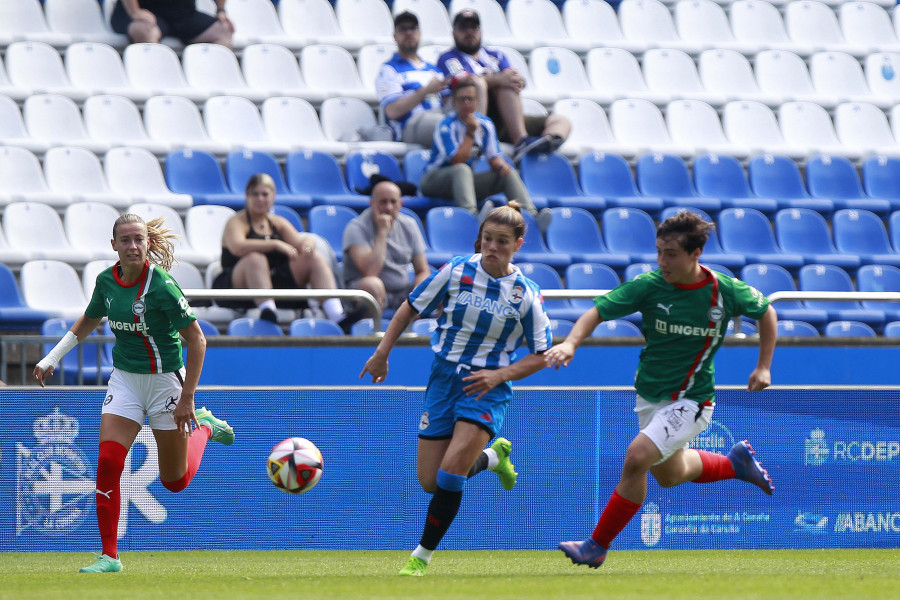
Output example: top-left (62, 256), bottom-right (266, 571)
top-left (833, 102), bottom-right (900, 157)
top-left (552, 97), bottom-right (639, 158)
top-left (20, 259), bottom-right (89, 320)
top-left (392, 0), bottom-right (453, 46)
top-left (143, 95), bottom-right (230, 155)
top-left (449, 0), bottom-right (532, 51)
top-left (241, 44), bottom-right (327, 105)
top-left (0, 0), bottom-right (71, 48)
top-left (227, 0), bottom-right (303, 50)
top-left (722, 100), bottom-right (806, 159)
top-left (673, 0), bottom-right (755, 55)
top-left (83, 94), bottom-right (170, 155)
top-left (730, 0), bottom-right (810, 56)
top-left (585, 47), bottom-right (669, 106)
top-left (185, 204), bottom-right (237, 264)
top-left (104, 146), bottom-right (193, 211)
top-left (3, 203), bottom-right (93, 265)
top-left (182, 43), bottom-right (267, 103)
top-left (128, 203), bottom-right (215, 266)
top-left (0, 226), bottom-right (29, 267)
top-left (64, 202), bottom-right (120, 262)
top-left (778, 100), bottom-right (861, 160)
top-left (0, 94), bottom-right (49, 155)
top-left (563, 0), bottom-right (646, 54)
top-left (82, 259), bottom-right (117, 300)
top-left (261, 96), bottom-right (350, 156)
top-left (203, 96), bottom-right (291, 156)
top-left (300, 45), bottom-right (376, 103)
top-left (642, 48), bottom-right (727, 106)
top-left (839, 1), bottom-right (900, 53)
top-left (666, 99), bottom-right (749, 158)
top-left (698, 48), bottom-right (784, 108)
top-left (319, 96), bottom-right (408, 155)
top-left (65, 41), bottom-right (149, 102)
top-left (44, 0), bottom-right (128, 48)
top-left (608, 98), bottom-right (693, 158)
top-left (277, 0), bottom-right (361, 51)
top-left (335, 0), bottom-right (395, 46)
top-left (784, 0), bottom-right (867, 57)
top-left (23, 93), bottom-right (110, 154)
top-left (123, 43), bottom-right (209, 103)
top-left (617, 0), bottom-right (702, 55)
top-left (529, 46), bottom-right (601, 104)
top-left (809, 51), bottom-right (890, 109)
top-left (864, 52), bottom-right (900, 103)
top-left (0, 146), bottom-right (69, 208)
top-left (506, 0), bottom-right (590, 53)
top-left (0, 55), bottom-right (30, 102)
top-left (755, 49), bottom-right (839, 108)
top-left (5, 41), bottom-right (90, 102)
top-left (357, 43), bottom-right (397, 96)
top-left (44, 146), bottom-right (128, 208)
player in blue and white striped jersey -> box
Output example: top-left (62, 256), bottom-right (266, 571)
top-left (361, 201), bottom-right (552, 577)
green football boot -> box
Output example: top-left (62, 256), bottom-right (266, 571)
top-left (490, 437), bottom-right (518, 491)
top-left (196, 407), bottom-right (235, 445)
top-left (398, 556), bottom-right (428, 577)
top-left (79, 553), bottom-right (123, 573)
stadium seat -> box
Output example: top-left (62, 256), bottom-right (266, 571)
top-left (730, 0), bottom-right (800, 55)
top-left (778, 101), bottom-right (861, 161)
top-left (64, 202), bottom-right (120, 262)
top-left (356, 43), bottom-right (395, 96)
top-left (0, 54), bottom-right (30, 102)
top-left (0, 146), bottom-right (68, 209)
top-left (856, 264), bottom-right (900, 321)
top-left (747, 154), bottom-right (834, 214)
top-left (285, 150), bottom-right (362, 209)
top-left (203, 96), bottom-right (290, 156)
top-left (507, 0), bottom-right (588, 53)
top-left (839, 1), bottom-right (900, 52)
top-left (425, 207), bottom-right (479, 267)
top-left (740, 263), bottom-right (828, 325)
top-left (42, 317), bottom-right (113, 385)
top-left (144, 96), bottom-right (229, 156)
top-left (725, 318), bottom-right (757, 337)
top-left (617, 0), bottom-right (700, 55)
top-left (519, 152), bottom-right (605, 214)
top-left (1, 0), bottom-right (71, 47)
top-left (308, 204), bottom-right (358, 260)
top-left (103, 146), bottom-right (192, 211)
top-left (591, 319), bottom-right (643, 338)
top-left (601, 207), bottom-right (658, 264)
top-left (642, 49), bottom-right (726, 107)
top-left (123, 43), bottom-right (208, 103)
top-left (833, 102), bottom-right (900, 157)
top-left (349, 317), bottom-right (392, 336)
top-left (319, 97), bottom-right (406, 156)
top-left (301, 45), bottom-right (375, 103)
top-left (798, 264), bottom-right (886, 327)
top-left (665, 99), bottom-right (747, 159)
top-left (545, 207), bottom-right (629, 268)
top-left (65, 41), bottom-right (145, 102)
top-left (810, 51), bottom-right (888, 109)
top-left (335, 0), bottom-right (394, 45)
top-left (865, 52), bottom-right (900, 103)
top-left (184, 204), bottom-right (235, 264)
top-left (128, 202), bottom-right (215, 266)
top-left (862, 155), bottom-right (900, 211)
top-left (562, 0), bottom-right (645, 54)
top-left (241, 44), bottom-right (325, 105)
top-left (635, 153), bottom-right (721, 212)
top-left (261, 97), bottom-right (349, 157)
top-left (182, 43), bottom-right (266, 103)
top-left (609, 100), bottom-right (692, 159)
top-left (23, 93), bottom-right (108, 154)
top-left (577, 152), bottom-right (663, 214)
top-left (165, 149), bottom-right (244, 208)
top-left (658, 206), bottom-right (747, 269)
top-left (392, 0), bottom-right (453, 46)
top-left (289, 318), bottom-right (345, 336)
top-left (552, 99), bottom-right (636, 159)
top-left (548, 318), bottom-right (575, 338)
top-left (0, 262), bottom-right (52, 329)
top-left (4, 202), bottom-right (89, 265)
top-left (193, 318), bottom-right (220, 337)
top-left (832, 208), bottom-right (900, 267)
top-left (824, 320), bottom-right (877, 338)
top-left (674, 0), bottom-right (755, 55)
top-left (718, 208), bottom-right (804, 270)
top-left (755, 50), bottom-right (830, 108)
top-left (277, 0), bottom-right (361, 51)
top-left (20, 259), bottom-right (88, 320)
top-left (585, 48), bottom-right (668, 107)
top-left (44, 0), bottom-right (127, 48)
top-left (5, 41), bottom-right (89, 102)
top-left (514, 210), bottom-right (572, 270)
top-left (774, 208), bottom-right (861, 269)
top-left (698, 49), bottom-right (782, 108)
top-left (83, 94), bottom-right (168, 156)
top-left (692, 154), bottom-right (777, 214)
top-left (528, 46), bottom-right (596, 104)
top-left (448, 0), bottom-right (531, 51)
top-left (0, 94), bottom-right (47, 155)
top-left (271, 205), bottom-right (305, 233)
top-left (722, 101), bottom-right (806, 160)
top-left (565, 262), bottom-right (620, 311)
top-left (776, 319), bottom-right (820, 338)
top-left (44, 145), bottom-right (126, 209)
top-left (785, 0), bottom-right (865, 58)
top-left (806, 155), bottom-right (891, 214)
top-left (624, 262), bottom-right (655, 281)
top-left (227, 317), bottom-right (284, 336)
top-left (82, 258), bottom-right (116, 299)
top-left (225, 150), bottom-right (312, 212)
top-left (0, 227), bottom-right (28, 267)
top-left (518, 262), bottom-right (581, 321)
top-left (883, 321), bottom-right (900, 337)
top-left (344, 150), bottom-right (408, 210)
top-left (227, 0), bottom-right (301, 50)
top-left (402, 149), bottom-right (455, 213)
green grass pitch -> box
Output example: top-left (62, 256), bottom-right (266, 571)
top-left (1, 549), bottom-right (898, 600)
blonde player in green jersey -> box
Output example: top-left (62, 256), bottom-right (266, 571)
top-left (545, 210), bottom-right (778, 569)
top-left (34, 214), bottom-right (234, 574)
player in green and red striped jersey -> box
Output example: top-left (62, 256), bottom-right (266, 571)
top-left (545, 210), bottom-right (778, 569)
top-left (34, 213), bottom-right (233, 574)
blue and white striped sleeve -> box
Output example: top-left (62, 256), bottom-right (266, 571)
top-left (409, 259), bottom-right (454, 315)
top-left (376, 63), bottom-right (403, 109)
top-left (481, 117), bottom-right (502, 159)
top-left (521, 280), bottom-right (552, 353)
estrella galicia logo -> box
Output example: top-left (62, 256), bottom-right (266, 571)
top-left (689, 420), bottom-right (734, 453)
top-left (164, 396), bottom-right (178, 414)
top-left (805, 428), bottom-right (829, 466)
top-left (104, 394), bottom-right (113, 406)
top-left (640, 502), bottom-right (662, 547)
top-left (794, 512), bottom-right (828, 534)
top-left (132, 300), bottom-right (147, 316)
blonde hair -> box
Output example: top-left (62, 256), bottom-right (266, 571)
top-left (112, 213), bottom-right (178, 271)
top-left (474, 200), bottom-right (526, 253)
top-left (245, 173), bottom-right (276, 195)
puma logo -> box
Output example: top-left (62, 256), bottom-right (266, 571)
top-left (657, 303), bottom-right (673, 315)
top-left (95, 489), bottom-right (114, 499)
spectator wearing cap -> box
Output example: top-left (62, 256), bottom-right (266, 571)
top-left (437, 9), bottom-right (571, 162)
top-left (420, 76), bottom-right (550, 228)
top-left (375, 11), bottom-right (452, 147)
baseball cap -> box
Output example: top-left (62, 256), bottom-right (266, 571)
top-left (393, 11), bottom-right (419, 28)
top-left (453, 9), bottom-right (480, 28)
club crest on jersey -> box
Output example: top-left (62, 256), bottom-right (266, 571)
top-left (708, 306), bottom-right (724, 322)
top-left (445, 58), bottom-right (464, 75)
top-left (132, 300), bottom-right (146, 316)
top-left (419, 411), bottom-right (430, 431)
top-left (510, 286), bottom-right (524, 304)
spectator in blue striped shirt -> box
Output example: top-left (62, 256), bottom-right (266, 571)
top-left (361, 201), bottom-right (552, 576)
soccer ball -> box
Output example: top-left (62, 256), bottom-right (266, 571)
top-left (267, 437), bottom-right (323, 494)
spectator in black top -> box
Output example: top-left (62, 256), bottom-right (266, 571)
top-left (111, 0), bottom-right (234, 48)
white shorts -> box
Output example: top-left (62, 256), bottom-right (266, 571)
top-left (635, 396), bottom-right (714, 465)
top-left (102, 368), bottom-right (186, 430)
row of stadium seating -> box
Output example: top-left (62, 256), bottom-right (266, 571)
top-left (8, 0), bottom-right (900, 56)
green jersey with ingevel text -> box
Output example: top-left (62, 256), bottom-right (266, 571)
top-left (85, 261), bottom-right (197, 374)
top-left (594, 267), bottom-right (770, 404)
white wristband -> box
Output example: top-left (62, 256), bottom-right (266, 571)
top-left (37, 331), bottom-right (78, 372)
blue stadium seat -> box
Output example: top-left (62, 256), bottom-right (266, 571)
top-left (884, 321), bottom-right (900, 337)
top-left (545, 207), bottom-right (629, 269)
top-left (824, 320), bottom-right (877, 338)
top-left (856, 264), bottom-right (900, 321)
top-left (307, 205), bottom-right (358, 261)
top-left (519, 152), bottom-right (606, 214)
top-left (703, 263), bottom-right (735, 277)
top-left (271, 204), bottom-right (305, 233)
top-left (565, 262), bottom-right (620, 311)
top-left (195, 318), bottom-right (220, 337)
top-left (403, 149), bottom-right (454, 214)
top-left (289, 318), bottom-right (344, 336)
top-left (225, 150), bottom-right (312, 212)
top-left (549, 318), bottom-right (575, 338)
top-left (410, 318), bottom-right (438, 337)
top-left (227, 317), bottom-right (284, 336)
top-left (861, 155), bottom-right (900, 211)
top-left (635, 153), bottom-right (721, 213)
top-left (806, 155), bottom-right (891, 215)
top-left (658, 206), bottom-right (746, 270)
top-left (399, 206), bottom-right (429, 249)
top-left (798, 264), bottom-right (886, 328)
top-left (591, 319), bottom-right (643, 337)
top-left (740, 263), bottom-right (828, 326)
top-left (578, 153), bottom-right (663, 214)
top-left (692, 154), bottom-right (777, 214)
top-left (718, 208), bottom-right (804, 270)
top-left (601, 207), bottom-right (657, 264)
top-left (726, 318), bottom-right (757, 337)
top-left (345, 150), bottom-right (422, 210)
top-left (514, 210), bottom-right (572, 270)
top-left (776, 320), bottom-right (820, 337)
top-left (624, 262), bottom-right (655, 280)
top-left (517, 262), bottom-right (582, 321)
top-left (888, 211), bottom-right (900, 254)
top-left (285, 150), bottom-right (363, 209)
top-left (350, 317), bottom-right (391, 336)
top-left (425, 207), bottom-right (479, 267)
top-left (42, 317), bottom-right (113, 384)
top-left (165, 149), bottom-right (244, 208)
top-left (773, 208), bottom-right (861, 270)
top-left (832, 209), bottom-right (900, 267)
top-left (0, 263), bottom-right (51, 329)
top-left (747, 154), bottom-right (834, 214)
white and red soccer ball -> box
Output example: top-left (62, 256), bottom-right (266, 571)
top-left (267, 437), bottom-right (323, 494)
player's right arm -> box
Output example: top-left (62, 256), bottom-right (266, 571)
top-left (360, 299), bottom-right (417, 383)
top-left (544, 307), bottom-right (602, 369)
top-left (33, 314), bottom-right (104, 386)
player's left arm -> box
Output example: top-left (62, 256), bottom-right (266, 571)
top-left (748, 304), bottom-right (777, 392)
top-left (176, 320), bottom-right (207, 436)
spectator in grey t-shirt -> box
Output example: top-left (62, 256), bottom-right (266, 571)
top-left (342, 180), bottom-right (431, 310)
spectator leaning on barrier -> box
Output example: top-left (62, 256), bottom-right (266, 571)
top-left (376, 11), bottom-right (451, 147)
top-left (111, 0), bottom-right (234, 48)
